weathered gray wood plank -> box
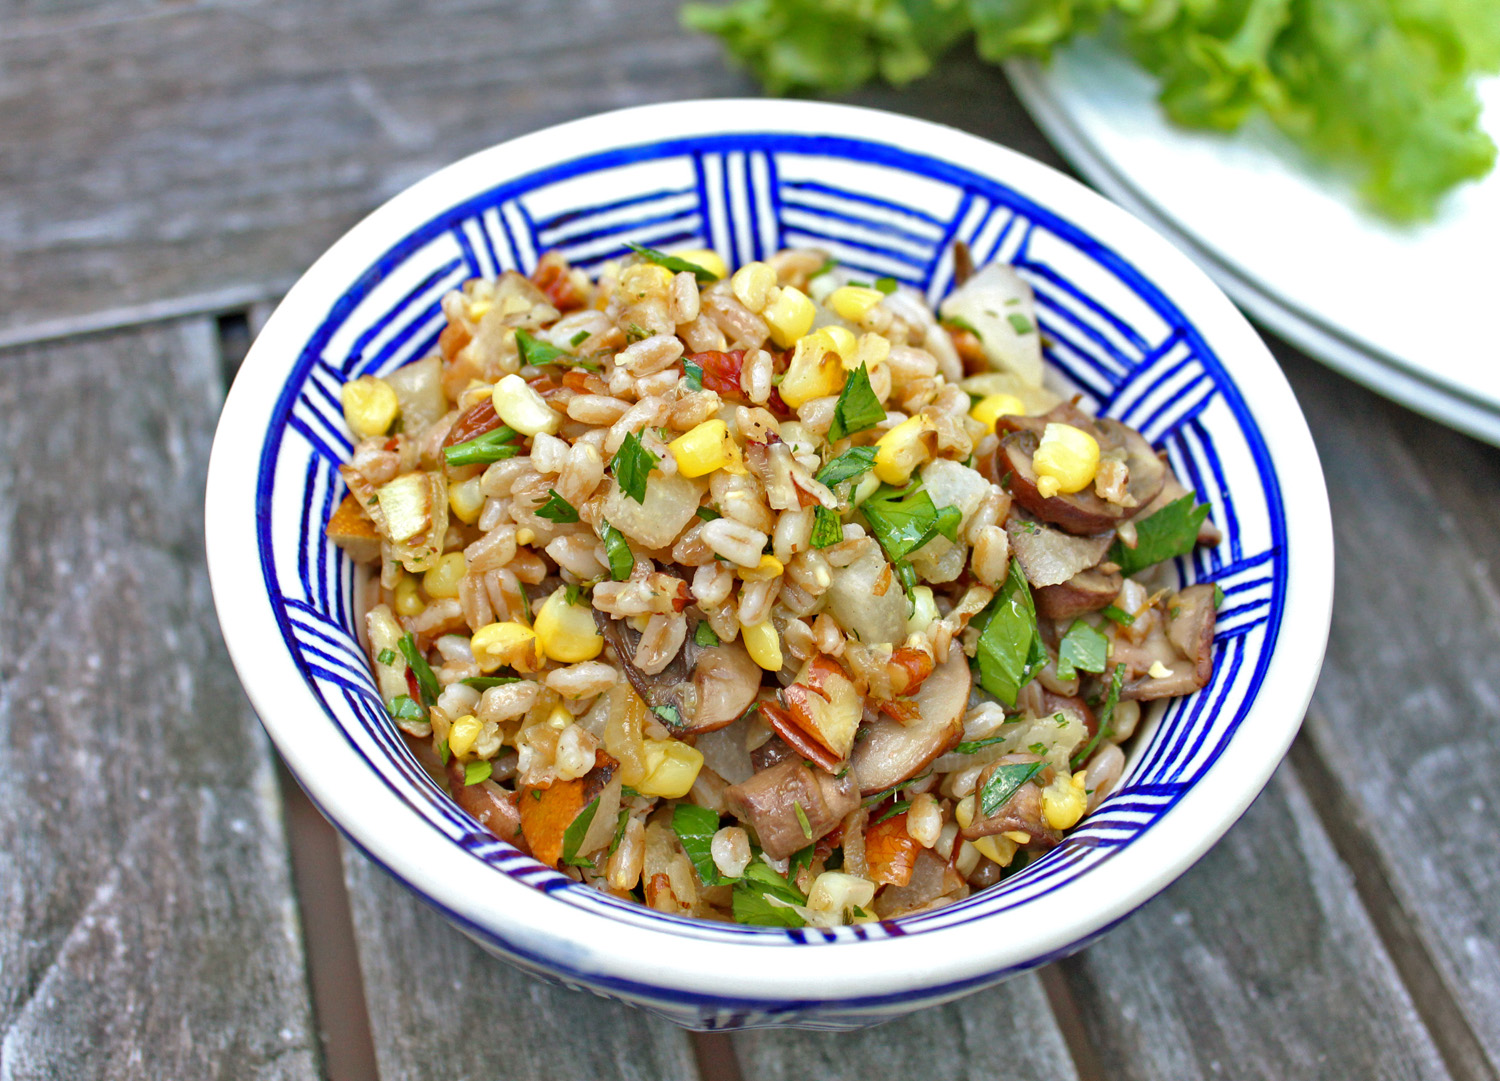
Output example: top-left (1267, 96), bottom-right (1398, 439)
top-left (731, 972), bottom-right (1081, 1081)
top-left (1057, 762), bottom-right (1451, 1081)
top-left (0, 320), bottom-right (318, 1079)
top-left (341, 846), bottom-right (704, 1081)
top-left (1279, 345), bottom-right (1500, 1077)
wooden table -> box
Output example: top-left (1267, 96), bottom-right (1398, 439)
top-left (3, 4), bottom-right (1496, 1078)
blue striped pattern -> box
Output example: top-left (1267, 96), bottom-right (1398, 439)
top-left (250, 131), bottom-right (1288, 1025)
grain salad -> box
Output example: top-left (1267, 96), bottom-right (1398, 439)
top-left (326, 243), bottom-right (1220, 927)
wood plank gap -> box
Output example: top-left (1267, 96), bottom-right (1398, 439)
top-left (1038, 963), bottom-right (1108, 1081)
top-left (691, 1032), bottom-right (746, 1081)
top-left (1289, 728), bottom-right (1498, 1081)
top-left (0, 282), bottom-right (285, 353)
top-left (276, 759), bottom-right (381, 1081)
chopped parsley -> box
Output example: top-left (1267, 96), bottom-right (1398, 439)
top-left (388, 694), bottom-right (425, 723)
top-left (1214, 583), bottom-right (1226, 609)
top-left (793, 801), bottom-right (813, 840)
top-left (1101, 604), bottom-right (1136, 626)
top-left (376, 648), bottom-right (397, 666)
top-left (810, 505), bottom-right (844, 549)
top-left (953, 733), bottom-right (1009, 755)
top-left (1109, 495), bottom-right (1211, 577)
top-left (979, 760), bottom-right (1047, 817)
top-left (462, 674), bottom-right (520, 689)
top-left (397, 633), bottom-right (440, 707)
top-left (560, 796), bottom-right (601, 868)
top-left (695, 506), bottom-right (721, 522)
top-left (1007, 313), bottom-right (1035, 335)
top-left (683, 357), bottom-right (704, 392)
top-left (569, 329), bottom-right (591, 347)
top-left (732, 859), bottom-right (808, 928)
top-left (435, 738), bottom-right (450, 765)
top-left (827, 362), bottom-right (885, 442)
top-left (443, 425), bottom-right (521, 467)
top-left (673, 803), bottom-right (727, 885)
top-left (600, 520), bottom-right (634, 581)
top-left (652, 704), bottom-right (683, 728)
top-left (514, 328), bottom-right (569, 367)
top-left (564, 581), bottom-right (589, 607)
top-left (612, 430), bottom-right (658, 504)
top-left (874, 276), bottom-right (898, 295)
top-left (694, 622), bottom-right (721, 648)
top-left (859, 482), bottom-right (963, 596)
top-left (788, 842), bottom-right (815, 877)
top-left (609, 809), bottom-right (630, 854)
top-left (944, 315), bottom-right (983, 340)
top-left (1056, 619), bottom-right (1109, 681)
top-left (813, 445), bottom-right (878, 488)
top-left (534, 488), bottom-right (580, 524)
top-left (872, 799), bottom-right (911, 825)
top-left (1072, 664), bottom-right (1126, 770)
top-left (463, 760), bottom-right (492, 787)
top-left (624, 241), bottom-right (717, 282)
top-left (969, 559), bottom-right (1047, 707)
top-left (811, 257), bottom-right (839, 278)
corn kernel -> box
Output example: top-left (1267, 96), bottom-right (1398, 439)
top-left (739, 554), bottom-right (784, 582)
top-left (1033, 422), bottom-right (1100, 498)
top-left (422, 552), bottom-right (467, 599)
top-left (905, 585), bottom-right (939, 635)
top-left (973, 834), bottom-right (1018, 866)
top-left (470, 620), bottom-right (543, 673)
top-left (1148, 660), bottom-right (1172, 679)
top-left (778, 333), bottom-right (845, 408)
top-left (341, 375), bottom-right (400, 439)
top-left (954, 794), bottom-right (976, 830)
top-left (448, 475), bottom-right (486, 524)
top-left (620, 262), bottom-right (674, 298)
top-left (762, 285), bottom-right (815, 348)
top-left (873, 416), bottom-right (935, 485)
top-left (730, 261), bottom-right (778, 312)
top-left (544, 703), bottom-right (573, 731)
top-left (392, 575), bottom-right (425, 616)
top-left (492, 373), bottom-right (561, 437)
top-left (668, 420), bottom-right (736, 478)
top-left (448, 714), bottom-right (483, 758)
top-left (813, 325), bottom-right (858, 360)
top-left (636, 738), bottom-right (704, 798)
top-left (807, 871), bottom-right (877, 915)
top-left (969, 393), bottom-right (1026, 435)
top-left (672, 248), bottom-right (727, 281)
top-left (828, 285), bottom-right (885, 323)
top-left (1043, 770), bottom-right (1089, 830)
top-left (534, 586), bottom-right (604, 663)
top-left (851, 331), bottom-right (891, 372)
top-left (742, 619), bottom-right (783, 671)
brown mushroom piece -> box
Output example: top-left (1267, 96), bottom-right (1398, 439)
top-left (595, 609), bottom-right (762, 734)
top-left (1006, 511), bottom-right (1113, 587)
top-left (997, 408), bottom-right (1165, 535)
top-left (850, 654), bottom-right (971, 796)
top-left (1115, 583), bottom-right (1217, 700)
top-left (1034, 567), bottom-right (1124, 621)
top-left (961, 754), bottom-right (1064, 850)
top-left (723, 758), bottom-right (860, 860)
top-left (445, 758), bottom-right (527, 852)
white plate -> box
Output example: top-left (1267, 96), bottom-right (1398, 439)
top-left (1007, 41), bottom-right (1500, 444)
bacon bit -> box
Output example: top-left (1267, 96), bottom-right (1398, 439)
top-left (865, 811), bottom-right (920, 887)
top-left (759, 700), bottom-right (842, 773)
top-left (887, 647), bottom-right (935, 697)
top-left (531, 250), bottom-right (587, 312)
top-left (440, 322), bottom-right (472, 361)
top-left (443, 399), bottom-right (502, 447)
top-left (875, 698), bottom-right (921, 725)
top-left (690, 350), bottom-right (746, 397)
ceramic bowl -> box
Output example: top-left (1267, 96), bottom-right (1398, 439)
top-left (205, 99), bottom-right (1333, 1031)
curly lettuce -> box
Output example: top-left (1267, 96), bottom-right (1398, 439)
top-left (683, 0), bottom-right (1500, 220)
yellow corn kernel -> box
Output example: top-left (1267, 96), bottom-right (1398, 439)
top-left (448, 475), bottom-right (486, 524)
top-left (467, 298), bottom-right (492, 321)
top-left (672, 248), bottom-right (727, 281)
top-left (340, 376), bottom-right (400, 439)
top-left (1033, 422), bottom-right (1100, 499)
top-left (974, 834), bottom-right (1019, 866)
top-left (470, 620), bottom-right (543, 673)
top-left (742, 619), bottom-right (783, 671)
top-left (873, 416), bottom-right (935, 485)
top-left (448, 714), bottom-right (483, 758)
top-left (851, 331), bottom-right (891, 372)
top-left (828, 285), bottom-right (885, 323)
top-left (762, 285), bottom-right (815, 348)
top-left (636, 738), bottom-right (704, 798)
top-left (422, 552), bottom-right (467, 599)
top-left (807, 871), bottom-right (877, 915)
top-left (739, 554), bottom-right (784, 582)
top-left (668, 420), bottom-right (737, 478)
top-left (730, 261), bottom-right (778, 312)
top-left (392, 575), bottom-right (425, 617)
top-left (492, 373), bottom-right (561, 437)
top-left (1043, 770), bottom-right (1089, 831)
top-left (778, 333), bottom-right (845, 408)
top-left (969, 393), bottom-right (1026, 435)
top-left (544, 703), bottom-right (573, 731)
top-left (813, 325), bottom-right (857, 360)
top-left (620, 262), bottom-right (675, 299)
top-left (533, 586), bottom-right (605, 663)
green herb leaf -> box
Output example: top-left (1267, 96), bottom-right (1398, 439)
top-left (1057, 619), bottom-right (1109, 681)
top-left (612, 430), bottom-right (659, 504)
top-left (788, 842), bottom-right (815, 877)
top-left (534, 488), bottom-right (580, 524)
top-left (827, 362), bottom-right (885, 442)
top-left (600, 520), bottom-right (634, 581)
top-left (609, 809), bottom-right (631, 854)
top-left (859, 483), bottom-right (961, 587)
top-left (397, 633), bottom-right (441, 707)
top-left (461, 675), bottom-right (520, 689)
top-left (874, 276), bottom-right (898, 295)
top-left (813, 445), bottom-right (878, 487)
top-left (953, 733), bottom-right (1009, 755)
top-left (811, 256), bottom-right (839, 278)
top-left (810, 505), bottom-right (844, 549)
top-left (514, 327), bottom-right (569, 367)
top-left (463, 759), bottom-right (492, 787)
top-left (570, 329), bottom-right (592, 347)
top-left (376, 648), bottom-right (397, 666)
top-left (1007, 312), bottom-right (1034, 335)
top-left (443, 425), bottom-right (521, 467)
top-left (683, 357), bottom-right (704, 392)
top-left (436, 738), bottom-right (450, 765)
top-left (793, 801), bottom-right (813, 840)
top-left (970, 559), bottom-right (1047, 707)
top-left (388, 694), bottom-right (426, 722)
top-left (1214, 583), bottom-right (1226, 610)
top-left (561, 796), bottom-right (601, 867)
top-left (625, 241), bottom-right (717, 281)
top-left (731, 858), bottom-right (808, 927)
top-left (979, 760), bottom-right (1047, 817)
top-left (872, 799), bottom-right (911, 825)
top-left (944, 315), bottom-right (983, 340)
top-left (694, 622), bottom-right (721, 648)
top-left (1072, 664), bottom-right (1126, 770)
top-left (652, 704), bottom-right (682, 729)
top-left (695, 505), bottom-right (721, 522)
top-left (564, 581), bottom-right (588, 607)
top-left (1101, 604), bottom-right (1136, 626)
top-left (1109, 495), bottom-right (1211, 577)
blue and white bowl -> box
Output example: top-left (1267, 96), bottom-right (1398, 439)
top-left (205, 100), bottom-right (1333, 1031)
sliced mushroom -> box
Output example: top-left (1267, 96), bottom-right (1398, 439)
top-left (961, 754), bottom-right (1063, 849)
top-left (850, 654), bottom-right (971, 796)
top-left (1034, 567), bottom-right (1124, 621)
top-left (723, 758), bottom-right (860, 860)
top-left (1114, 583), bottom-right (1217, 700)
top-left (1006, 512), bottom-right (1113, 587)
top-left (595, 609), bottom-right (762, 734)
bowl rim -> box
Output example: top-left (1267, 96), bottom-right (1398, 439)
top-left (206, 97), bottom-right (1333, 1008)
